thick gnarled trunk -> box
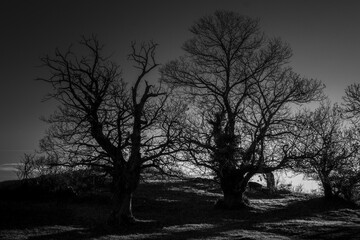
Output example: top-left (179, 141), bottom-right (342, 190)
top-left (265, 172), bottom-right (276, 193)
top-left (210, 112), bottom-right (253, 209)
top-left (108, 169), bottom-right (140, 226)
top-left (215, 171), bottom-right (250, 209)
top-left (220, 190), bottom-right (248, 209)
top-left (322, 181), bottom-right (334, 199)
top-left (319, 173), bottom-right (334, 199)
top-left (108, 191), bottom-right (134, 225)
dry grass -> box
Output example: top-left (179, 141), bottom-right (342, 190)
top-left (0, 178), bottom-right (359, 239)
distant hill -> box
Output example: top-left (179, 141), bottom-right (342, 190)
top-left (0, 179), bottom-right (21, 190)
top-left (0, 169), bottom-right (17, 183)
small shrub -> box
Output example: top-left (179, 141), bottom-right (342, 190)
top-left (277, 183), bottom-right (292, 193)
top-left (310, 188), bottom-right (321, 196)
top-left (293, 184), bottom-right (304, 193)
top-left (331, 173), bottom-right (360, 203)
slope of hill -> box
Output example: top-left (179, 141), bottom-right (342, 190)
top-left (0, 178), bottom-right (359, 239)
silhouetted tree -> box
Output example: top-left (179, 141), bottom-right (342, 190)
top-left (332, 157), bottom-right (360, 202)
top-left (343, 83), bottom-right (360, 118)
top-left (264, 172), bottom-right (276, 193)
top-left (161, 11), bottom-right (324, 208)
top-left (294, 101), bottom-right (358, 199)
top-left (339, 84), bottom-right (360, 201)
top-left (17, 153), bottom-right (37, 180)
top-left (38, 36), bottom-right (185, 226)
top-left (17, 153), bottom-right (58, 180)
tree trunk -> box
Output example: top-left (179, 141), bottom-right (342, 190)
top-left (108, 169), bottom-right (140, 226)
top-left (215, 172), bottom-right (249, 209)
top-left (210, 112), bottom-right (250, 209)
top-left (220, 190), bottom-right (248, 209)
top-left (108, 191), bottom-right (134, 225)
top-left (265, 172), bottom-right (276, 193)
top-left (322, 180), bottom-right (334, 199)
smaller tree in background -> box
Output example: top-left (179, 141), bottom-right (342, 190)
top-left (263, 172), bottom-right (276, 193)
top-left (341, 83), bottom-right (360, 201)
top-left (343, 83), bottom-right (360, 118)
top-left (294, 101), bottom-right (359, 200)
top-left (331, 155), bottom-right (360, 202)
top-left (17, 153), bottom-right (61, 181)
top-left (17, 153), bottom-right (38, 180)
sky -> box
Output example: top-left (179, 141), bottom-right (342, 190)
top-left (0, 0), bottom-right (360, 181)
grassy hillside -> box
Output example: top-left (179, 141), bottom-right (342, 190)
top-left (0, 178), bottom-right (359, 239)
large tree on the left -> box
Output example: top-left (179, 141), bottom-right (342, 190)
top-left (37, 36), bottom-right (184, 226)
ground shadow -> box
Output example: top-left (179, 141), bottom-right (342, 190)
top-left (1, 178), bottom-right (359, 239)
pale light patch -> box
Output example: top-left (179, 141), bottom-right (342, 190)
top-left (96, 233), bottom-right (166, 239)
top-left (0, 225), bottom-right (86, 240)
top-left (154, 197), bottom-right (180, 203)
top-left (0, 163), bottom-right (20, 172)
top-left (163, 223), bottom-right (217, 233)
top-left (283, 219), bottom-right (356, 227)
top-left (219, 229), bottom-right (292, 240)
top-left (251, 170), bottom-right (321, 193)
top-left (283, 173), bottom-right (321, 193)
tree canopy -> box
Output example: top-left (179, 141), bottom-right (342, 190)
top-left (37, 36), bottom-right (185, 225)
top-left (161, 10), bottom-right (324, 208)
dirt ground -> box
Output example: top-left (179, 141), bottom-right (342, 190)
top-left (1, 178), bottom-right (359, 239)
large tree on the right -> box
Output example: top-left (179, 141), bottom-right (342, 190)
top-left (161, 11), bottom-right (324, 208)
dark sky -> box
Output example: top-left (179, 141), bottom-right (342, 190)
top-left (1, 0), bottom-right (360, 181)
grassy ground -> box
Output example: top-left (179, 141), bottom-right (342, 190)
top-left (0, 178), bottom-right (359, 239)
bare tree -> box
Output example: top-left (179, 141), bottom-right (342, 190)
top-left (17, 153), bottom-right (37, 180)
top-left (17, 153), bottom-right (58, 181)
top-left (161, 11), bottom-right (324, 208)
top-left (343, 83), bottom-right (360, 118)
top-left (294, 101), bottom-right (358, 199)
top-left (38, 36), bottom-right (185, 226)
top-left (263, 172), bottom-right (276, 193)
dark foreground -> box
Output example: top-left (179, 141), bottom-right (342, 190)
top-left (0, 178), bottom-right (359, 239)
